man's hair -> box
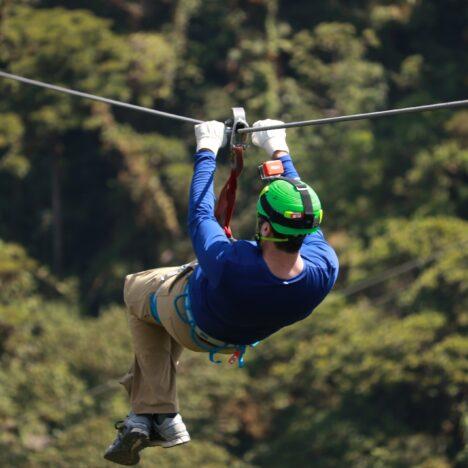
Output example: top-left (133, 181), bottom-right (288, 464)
top-left (271, 225), bottom-right (305, 253)
top-left (258, 216), bottom-right (305, 253)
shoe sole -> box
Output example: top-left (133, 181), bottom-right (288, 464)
top-left (149, 433), bottom-right (191, 448)
top-left (104, 429), bottom-right (149, 466)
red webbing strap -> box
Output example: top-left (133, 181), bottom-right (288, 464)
top-left (215, 145), bottom-right (244, 238)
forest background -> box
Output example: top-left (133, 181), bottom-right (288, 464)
top-left (0, 0), bottom-right (467, 467)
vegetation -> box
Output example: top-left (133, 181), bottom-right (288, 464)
top-left (0, 1), bottom-right (466, 466)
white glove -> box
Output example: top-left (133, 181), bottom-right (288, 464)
top-left (195, 120), bottom-right (226, 154)
top-left (251, 119), bottom-right (289, 156)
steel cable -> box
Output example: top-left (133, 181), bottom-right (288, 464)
top-left (0, 70), bottom-right (203, 124)
top-left (2, 71), bottom-right (466, 132)
top-left (238, 99), bottom-right (468, 133)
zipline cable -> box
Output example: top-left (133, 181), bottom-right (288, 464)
top-left (238, 99), bottom-right (468, 133)
top-left (0, 70), bottom-right (203, 125)
top-left (1, 71), bottom-right (467, 131)
top-left (338, 238), bottom-right (468, 297)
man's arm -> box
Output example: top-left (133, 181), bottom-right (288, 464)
top-left (252, 119), bottom-right (300, 179)
top-left (188, 122), bottom-right (231, 285)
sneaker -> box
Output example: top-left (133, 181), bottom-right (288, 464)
top-left (151, 414), bottom-right (191, 448)
top-left (104, 412), bottom-right (151, 465)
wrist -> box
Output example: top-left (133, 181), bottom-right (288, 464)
top-left (195, 148), bottom-right (217, 160)
top-left (264, 137), bottom-right (289, 157)
top-left (196, 139), bottom-right (219, 155)
top-left (272, 150), bottom-right (289, 159)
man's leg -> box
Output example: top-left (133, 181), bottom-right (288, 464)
top-left (120, 267), bottom-right (186, 413)
top-left (105, 268), bottom-right (189, 465)
top-left (126, 314), bottom-right (181, 414)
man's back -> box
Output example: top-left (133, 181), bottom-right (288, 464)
top-left (189, 230), bottom-right (338, 344)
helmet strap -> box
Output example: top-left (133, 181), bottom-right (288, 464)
top-left (255, 233), bottom-right (289, 243)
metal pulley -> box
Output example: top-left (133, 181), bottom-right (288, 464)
top-left (224, 107), bottom-right (249, 149)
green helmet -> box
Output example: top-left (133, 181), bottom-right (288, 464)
top-left (256, 178), bottom-right (323, 236)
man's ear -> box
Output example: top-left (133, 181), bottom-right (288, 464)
top-left (262, 221), bottom-right (273, 236)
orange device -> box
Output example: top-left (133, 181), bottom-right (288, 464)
top-left (258, 160), bottom-right (284, 180)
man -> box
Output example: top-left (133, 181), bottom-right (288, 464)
top-left (104, 120), bottom-right (339, 465)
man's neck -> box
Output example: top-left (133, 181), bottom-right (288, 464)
top-left (261, 242), bottom-right (304, 280)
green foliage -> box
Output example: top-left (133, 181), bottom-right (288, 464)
top-left (0, 112), bottom-right (26, 177)
top-left (0, 1), bottom-right (466, 466)
top-left (347, 217), bottom-right (468, 319)
top-left (0, 239), bottom-right (37, 302)
top-left (2, 7), bottom-right (130, 132)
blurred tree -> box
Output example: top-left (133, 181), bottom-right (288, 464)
top-left (0, 1), bottom-right (466, 465)
top-left (0, 6), bottom-right (189, 309)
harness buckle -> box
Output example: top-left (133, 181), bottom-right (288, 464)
top-left (228, 350), bottom-right (241, 365)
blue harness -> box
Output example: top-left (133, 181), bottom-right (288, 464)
top-left (150, 282), bottom-right (259, 368)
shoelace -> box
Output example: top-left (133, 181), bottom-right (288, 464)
top-left (114, 420), bottom-right (125, 431)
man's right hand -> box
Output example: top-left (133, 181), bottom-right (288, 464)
top-left (252, 119), bottom-right (289, 156)
top-left (195, 120), bottom-right (226, 155)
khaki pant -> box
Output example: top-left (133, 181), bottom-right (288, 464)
top-left (119, 265), bottom-right (230, 414)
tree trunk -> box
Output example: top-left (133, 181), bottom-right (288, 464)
top-left (51, 147), bottom-right (63, 275)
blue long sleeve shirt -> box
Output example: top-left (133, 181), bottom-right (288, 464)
top-left (188, 150), bottom-right (339, 345)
